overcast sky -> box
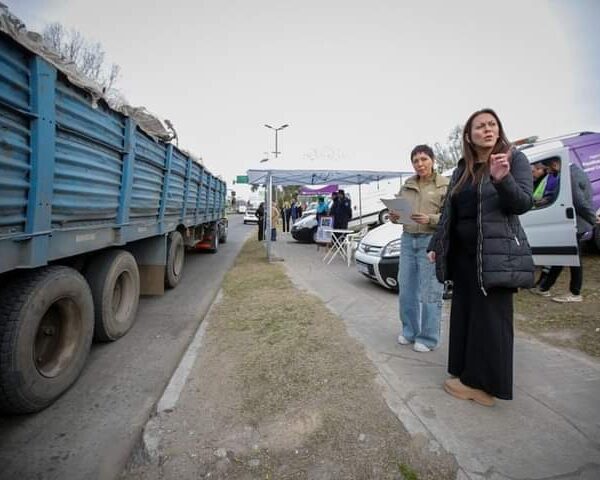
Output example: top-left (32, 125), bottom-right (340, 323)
top-left (7, 0), bottom-right (600, 200)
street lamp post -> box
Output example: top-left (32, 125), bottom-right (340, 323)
top-left (264, 123), bottom-right (289, 158)
top-left (263, 124), bottom-right (288, 213)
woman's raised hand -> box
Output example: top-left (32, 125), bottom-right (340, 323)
top-left (489, 150), bottom-right (512, 182)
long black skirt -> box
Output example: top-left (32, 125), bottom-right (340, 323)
top-left (448, 253), bottom-right (514, 400)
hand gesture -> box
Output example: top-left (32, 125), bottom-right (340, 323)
top-left (410, 213), bottom-right (430, 225)
top-left (489, 150), bottom-right (512, 182)
top-left (427, 251), bottom-right (436, 263)
top-left (388, 210), bottom-right (401, 223)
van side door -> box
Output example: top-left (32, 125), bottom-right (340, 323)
top-left (519, 148), bottom-right (579, 266)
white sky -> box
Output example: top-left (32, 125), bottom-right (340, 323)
top-left (6, 0), bottom-right (600, 200)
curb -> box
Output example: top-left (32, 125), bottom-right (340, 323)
top-left (137, 288), bottom-right (224, 465)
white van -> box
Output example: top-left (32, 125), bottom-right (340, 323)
top-left (341, 178), bottom-right (405, 227)
top-left (518, 132), bottom-right (600, 267)
top-left (442, 133), bottom-right (598, 267)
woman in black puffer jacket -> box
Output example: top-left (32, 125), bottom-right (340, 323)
top-left (428, 108), bottom-right (534, 406)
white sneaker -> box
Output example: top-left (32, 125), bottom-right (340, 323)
top-left (413, 342), bottom-right (432, 353)
top-left (529, 287), bottom-right (550, 297)
top-left (397, 335), bottom-right (412, 345)
top-left (552, 294), bottom-right (583, 303)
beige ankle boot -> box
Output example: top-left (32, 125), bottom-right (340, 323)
top-left (444, 378), bottom-right (495, 407)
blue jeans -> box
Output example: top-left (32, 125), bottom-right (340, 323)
top-left (398, 232), bottom-right (443, 348)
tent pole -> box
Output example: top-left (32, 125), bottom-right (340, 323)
top-left (266, 172), bottom-right (272, 261)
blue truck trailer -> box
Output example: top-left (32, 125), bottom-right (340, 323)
top-left (0, 27), bottom-right (227, 413)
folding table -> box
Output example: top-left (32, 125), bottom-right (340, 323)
top-left (322, 229), bottom-right (354, 264)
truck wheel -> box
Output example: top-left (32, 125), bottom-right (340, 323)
top-left (165, 231), bottom-right (185, 288)
top-left (219, 223), bottom-right (228, 244)
top-left (85, 250), bottom-right (140, 342)
top-left (595, 226), bottom-right (600, 252)
top-left (0, 266), bottom-right (94, 414)
top-left (209, 230), bottom-right (220, 253)
top-left (379, 208), bottom-right (390, 224)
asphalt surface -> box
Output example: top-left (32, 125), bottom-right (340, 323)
top-left (272, 235), bottom-right (600, 480)
top-left (0, 215), bottom-right (251, 480)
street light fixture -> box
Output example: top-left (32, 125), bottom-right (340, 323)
top-left (264, 123), bottom-right (289, 158)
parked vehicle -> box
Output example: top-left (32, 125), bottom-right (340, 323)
top-left (290, 183), bottom-right (402, 244)
top-left (0, 29), bottom-right (227, 413)
top-left (354, 132), bottom-right (600, 294)
top-left (237, 204), bottom-right (247, 214)
top-left (517, 132), bottom-right (600, 257)
top-left (355, 223), bottom-right (403, 290)
top-left (243, 208), bottom-right (258, 224)
top-left (291, 213), bottom-right (320, 242)
top-left (343, 179), bottom-right (403, 226)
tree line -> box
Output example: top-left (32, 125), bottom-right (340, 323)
top-left (42, 22), bottom-right (122, 104)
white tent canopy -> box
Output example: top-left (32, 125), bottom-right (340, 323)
top-left (247, 169), bottom-right (412, 187)
top-left (247, 169), bottom-right (413, 260)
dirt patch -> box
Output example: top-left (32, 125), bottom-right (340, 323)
top-left (515, 253), bottom-right (600, 357)
top-left (123, 239), bottom-right (457, 480)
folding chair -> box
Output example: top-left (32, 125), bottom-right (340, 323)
top-left (344, 226), bottom-right (369, 266)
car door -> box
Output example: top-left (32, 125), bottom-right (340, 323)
top-left (519, 146), bottom-right (579, 267)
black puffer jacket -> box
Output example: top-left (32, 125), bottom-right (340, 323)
top-left (428, 149), bottom-right (535, 292)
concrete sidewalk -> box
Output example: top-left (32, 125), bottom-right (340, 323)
top-left (272, 235), bottom-right (600, 480)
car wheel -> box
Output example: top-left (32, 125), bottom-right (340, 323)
top-left (378, 208), bottom-right (390, 224)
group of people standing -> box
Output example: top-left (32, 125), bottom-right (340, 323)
top-left (257, 198), bottom-right (305, 240)
top-left (279, 199), bottom-right (304, 233)
top-left (256, 201), bottom-right (279, 241)
top-left (316, 189), bottom-right (353, 229)
top-left (391, 107), bottom-right (598, 408)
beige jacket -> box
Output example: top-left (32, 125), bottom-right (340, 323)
top-left (396, 172), bottom-right (449, 234)
top-left (271, 203), bottom-right (280, 224)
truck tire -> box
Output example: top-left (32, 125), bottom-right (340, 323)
top-left (219, 222), bottom-right (228, 244)
top-left (595, 226), bottom-right (600, 252)
top-left (0, 266), bottom-right (94, 414)
top-left (85, 250), bottom-right (140, 342)
top-left (209, 229), bottom-right (219, 253)
top-left (165, 231), bottom-right (185, 288)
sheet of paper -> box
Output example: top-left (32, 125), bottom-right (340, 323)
top-left (381, 197), bottom-right (416, 224)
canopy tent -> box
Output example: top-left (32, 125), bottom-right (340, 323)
top-left (247, 169), bottom-right (413, 260)
top-left (247, 169), bottom-right (412, 187)
top-left (298, 184), bottom-right (339, 196)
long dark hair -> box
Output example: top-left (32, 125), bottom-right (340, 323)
top-left (452, 108), bottom-right (511, 195)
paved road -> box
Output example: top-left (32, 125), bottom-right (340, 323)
top-left (0, 215), bottom-right (251, 480)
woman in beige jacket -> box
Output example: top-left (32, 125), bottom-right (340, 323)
top-left (270, 202), bottom-right (280, 241)
top-left (389, 145), bottom-right (449, 352)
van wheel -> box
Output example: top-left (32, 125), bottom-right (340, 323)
top-left (165, 231), bottom-right (185, 288)
top-left (85, 250), bottom-right (140, 342)
top-left (0, 266), bottom-right (94, 414)
top-left (311, 227), bottom-right (318, 243)
top-left (379, 209), bottom-right (390, 224)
